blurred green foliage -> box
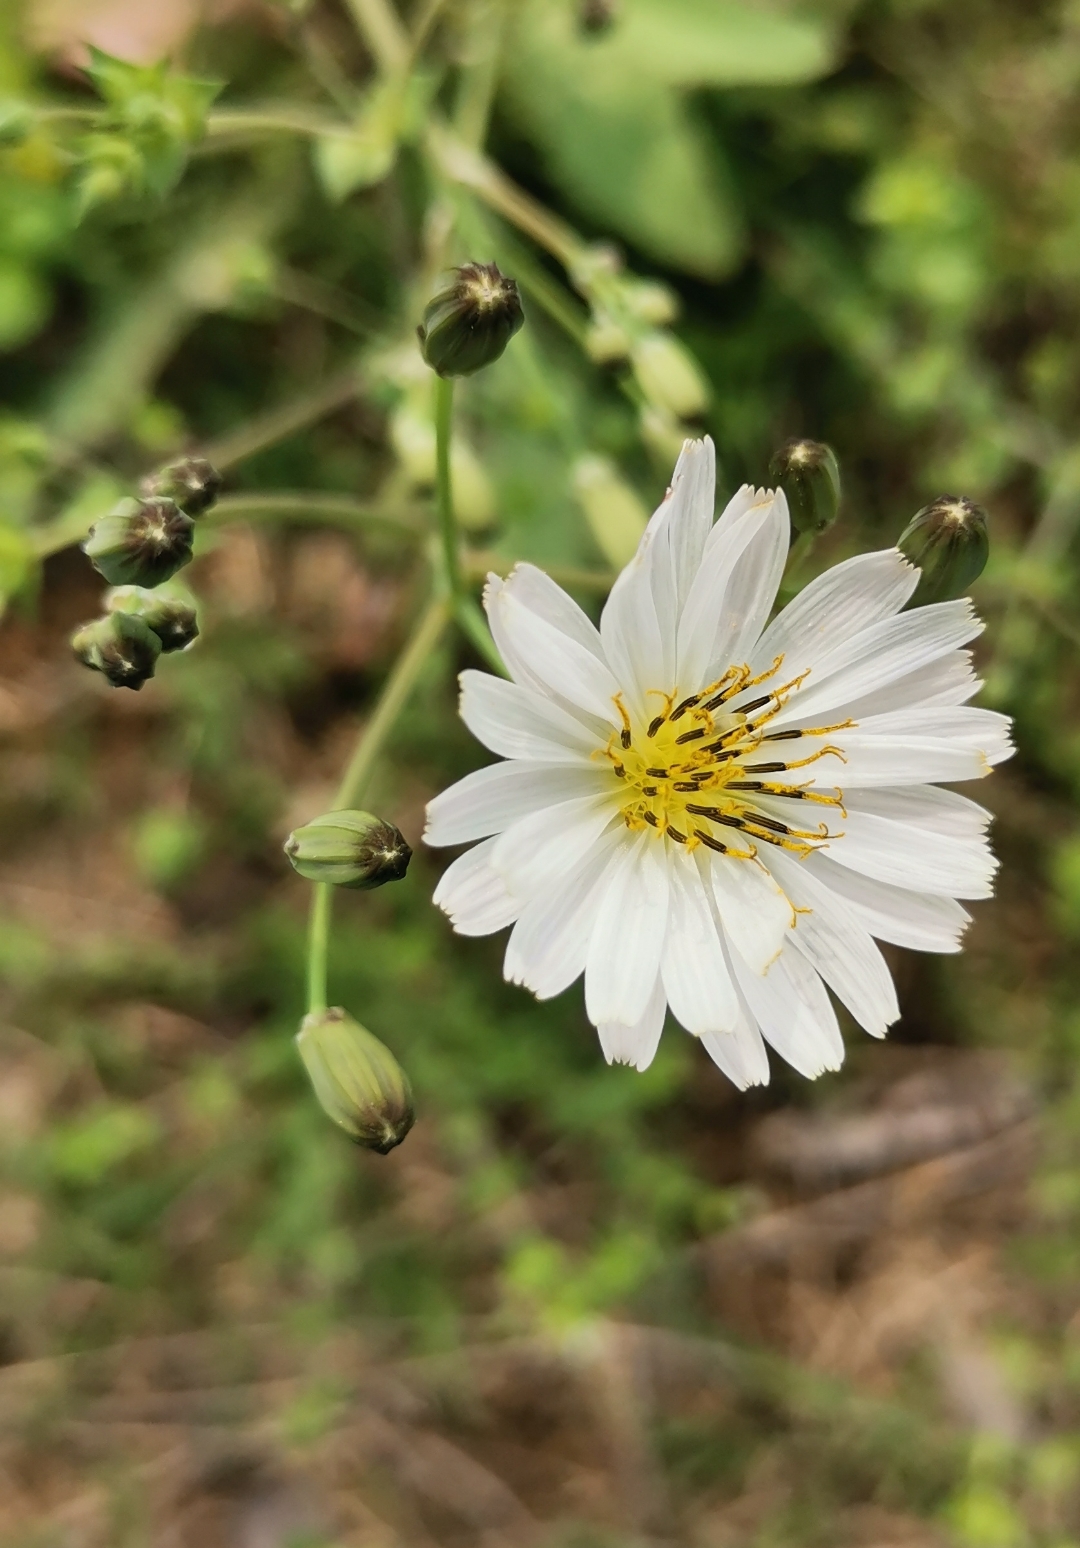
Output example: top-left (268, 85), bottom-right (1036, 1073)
top-left (2, 0), bottom-right (1080, 1542)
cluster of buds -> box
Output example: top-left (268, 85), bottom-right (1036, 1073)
top-left (572, 245), bottom-right (708, 465)
top-left (72, 457), bottom-right (218, 690)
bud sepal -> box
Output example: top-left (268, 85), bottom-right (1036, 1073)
top-left (284, 810), bottom-right (412, 890)
top-left (83, 496), bottom-right (195, 587)
top-left (71, 611), bottom-right (161, 690)
top-left (898, 495), bottom-right (989, 605)
top-left (296, 1007), bottom-right (414, 1152)
top-left (106, 584), bottom-right (199, 653)
top-left (769, 439), bottom-right (841, 537)
top-left (418, 262), bottom-right (524, 378)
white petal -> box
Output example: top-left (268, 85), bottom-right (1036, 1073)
top-left (504, 828), bottom-right (622, 999)
top-left (677, 489), bottom-right (788, 691)
top-left (424, 761), bottom-right (610, 847)
top-left (664, 436), bottom-right (717, 617)
top-left (767, 848), bottom-right (900, 1038)
top-left (791, 733), bottom-right (998, 789)
top-left (599, 530), bottom-right (668, 723)
top-left (458, 670), bottom-right (599, 762)
top-left (767, 599), bottom-right (983, 727)
top-left (698, 1008), bottom-right (771, 1090)
top-left (729, 940), bottom-right (845, 1079)
top-left (750, 548), bottom-right (919, 677)
top-left (432, 837), bottom-right (521, 936)
top-left (804, 852), bottom-right (970, 953)
top-left (597, 971), bottom-right (667, 1071)
top-left (823, 804), bottom-right (997, 899)
top-left (844, 705), bottom-right (1013, 765)
top-left (585, 831), bottom-right (671, 1028)
top-left (491, 794), bottom-right (618, 897)
top-left (498, 562), bottom-right (607, 661)
top-left (489, 584), bottom-right (622, 724)
top-left (843, 785), bottom-right (992, 838)
top-left (826, 649), bottom-right (980, 721)
top-left (710, 853), bottom-right (795, 975)
top-left (660, 851), bottom-right (740, 1035)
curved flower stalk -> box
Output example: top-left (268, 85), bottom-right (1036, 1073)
top-left (424, 439), bottom-right (1012, 1085)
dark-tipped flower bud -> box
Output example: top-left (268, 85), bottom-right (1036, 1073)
top-left (898, 495), bottom-right (989, 604)
top-left (296, 1007), bottom-right (414, 1152)
top-left (417, 262), bottom-right (524, 378)
top-left (83, 496), bottom-right (194, 587)
top-left (284, 810), bottom-right (411, 890)
top-left (106, 584), bottom-right (199, 653)
top-left (769, 439), bottom-right (841, 537)
top-left (71, 611), bottom-right (161, 690)
top-left (143, 456), bottom-right (222, 516)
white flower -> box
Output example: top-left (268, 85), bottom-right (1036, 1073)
top-left (424, 438), bottom-right (1012, 1084)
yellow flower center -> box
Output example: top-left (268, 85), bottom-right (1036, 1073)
top-left (604, 657), bottom-right (851, 860)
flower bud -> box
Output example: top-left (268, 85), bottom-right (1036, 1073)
top-left (284, 810), bottom-right (411, 890)
top-left (106, 584), bottom-right (199, 653)
top-left (418, 262), bottom-right (524, 377)
top-left (631, 332), bottom-right (709, 419)
top-left (143, 456), bottom-right (222, 516)
top-left (83, 496), bottom-right (195, 587)
top-left (296, 1007), bottom-right (414, 1152)
top-left (71, 611), bottom-right (161, 690)
top-left (768, 439), bottom-right (841, 537)
top-left (584, 316), bottom-right (632, 365)
top-left (898, 495), bottom-right (989, 604)
top-left (573, 455), bottom-right (647, 568)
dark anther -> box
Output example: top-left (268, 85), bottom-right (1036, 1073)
top-left (669, 694), bottom-right (700, 722)
top-left (667, 827), bottom-right (688, 844)
top-left (621, 728), bottom-right (632, 749)
top-left (749, 815), bottom-right (790, 835)
top-left (613, 764), bottom-right (626, 778)
top-left (744, 762), bottom-right (787, 774)
top-left (642, 785), bottom-right (658, 796)
top-left (764, 728), bottom-right (803, 741)
top-left (726, 780), bottom-right (764, 792)
top-left (675, 727), bottom-right (706, 745)
top-left (695, 829), bottom-right (728, 853)
top-left (643, 811), bottom-right (659, 827)
top-left (647, 715), bottom-right (665, 739)
top-left (672, 781), bottom-right (700, 792)
top-left (645, 767), bottom-right (668, 778)
top-left (738, 694), bottom-right (773, 716)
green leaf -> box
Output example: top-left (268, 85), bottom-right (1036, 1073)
top-left (601, 0), bottom-right (838, 87)
top-left (0, 522), bottom-right (36, 613)
top-left (502, 1), bottom-right (741, 277)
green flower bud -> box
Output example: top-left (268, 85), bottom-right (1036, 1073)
top-left (573, 455), bottom-right (647, 569)
top-left (579, 0), bottom-right (620, 33)
top-left (898, 495), bottom-right (989, 604)
top-left (284, 810), bottom-right (412, 890)
top-left (584, 316), bottom-right (632, 365)
top-left (143, 456), bottom-right (222, 515)
top-left (630, 332), bottom-right (709, 419)
top-left (83, 496), bottom-right (195, 587)
top-left (106, 584), bottom-right (199, 653)
top-left (296, 1007), bottom-right (414, 1152)
top-left (768, 439), bottom-right (841, 537)
top-left (418, 262), bottom-right (524, 378)
top-left (71, 611), bottom-right (161, 690)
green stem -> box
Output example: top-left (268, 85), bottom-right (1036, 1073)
top-left (303, 595), bottom-right (449, 1015)
top-left (307, 881), bottom-right (333, 1015)
top-left (433, 374), bottom-right (505, 674)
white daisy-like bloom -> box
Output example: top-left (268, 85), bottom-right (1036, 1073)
top-left (423, 438), bottom-right (1012, 1085)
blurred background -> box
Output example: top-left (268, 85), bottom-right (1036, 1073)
top-left (1, 0), bottom-right (1079, 1543)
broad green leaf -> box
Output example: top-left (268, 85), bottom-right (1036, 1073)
top-left (602, 0), bottom-right (838, 87)
top-left (502, 1), bottom-right (741, 276)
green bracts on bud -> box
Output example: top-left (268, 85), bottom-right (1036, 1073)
top-left (769, 439), bottom-right (841, 537)
top-left (296, 1007), bottom-right (414, 1152)
top-left (106, 585), bottom-right (199, 653)
top-left (898, 495), bottom-right (989, 604)
top-left (284, 810), bottom-right (411, 890)
top-left (143, 457), bottom-right (222, 516)
top-left (71, 611), bottom-right (161, 690)
top-left (83, 496), bottom-right (194, 587)
top-left (418, 262), bottom-right (524, 377)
